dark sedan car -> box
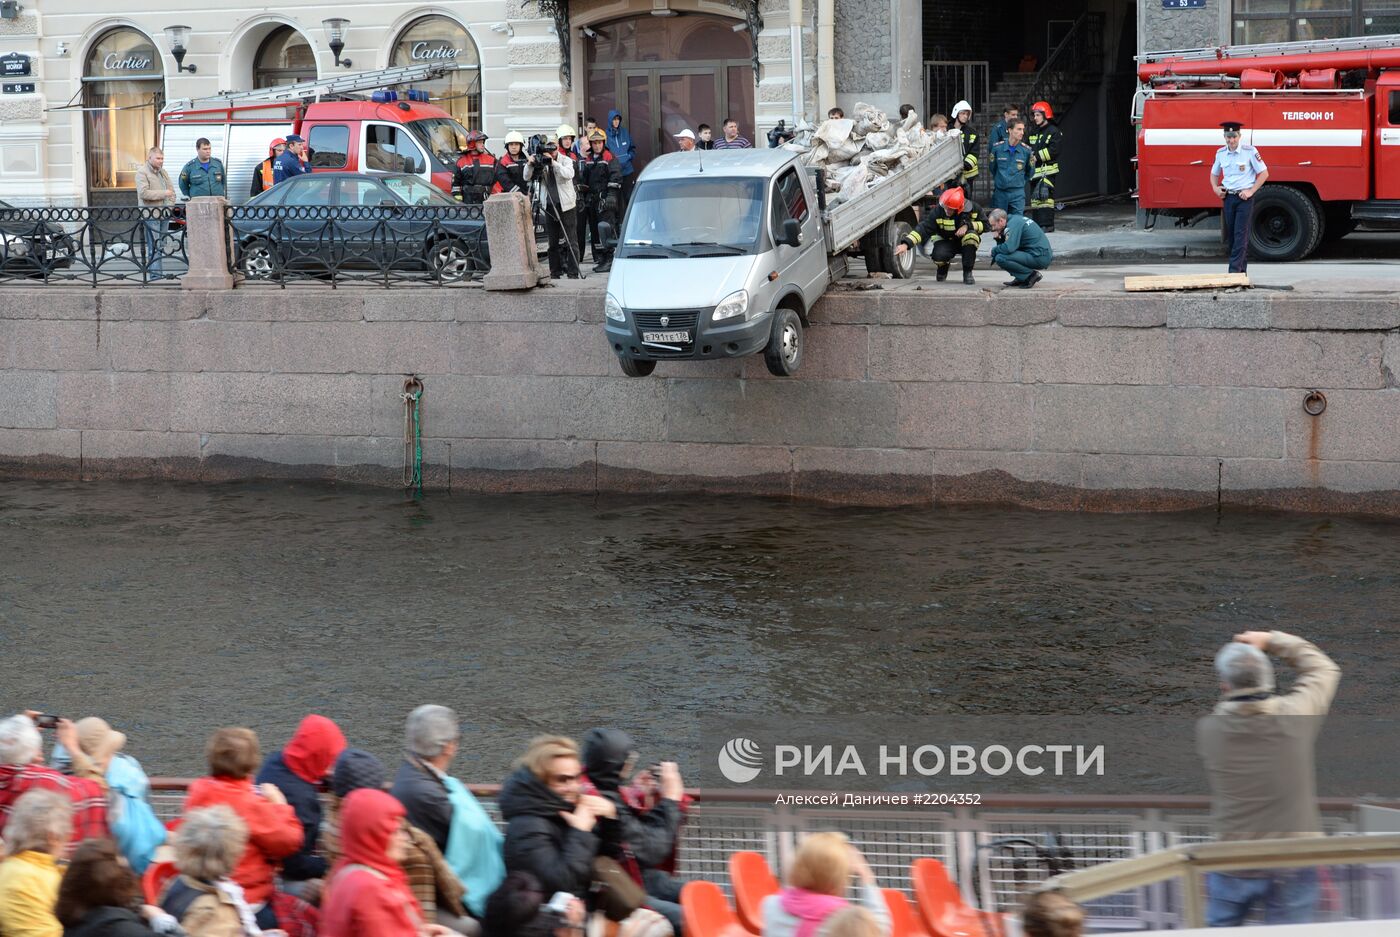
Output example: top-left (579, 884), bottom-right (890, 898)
top-left (231, 172), bottom-right (488, 282)
top-left (0, 199), bottom-right (79, 275)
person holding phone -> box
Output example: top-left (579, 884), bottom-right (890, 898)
top-left (0, 713), bottom-right (109, 846)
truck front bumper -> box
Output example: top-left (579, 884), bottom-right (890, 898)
top-left (606, 308), bottom-right (772, 361)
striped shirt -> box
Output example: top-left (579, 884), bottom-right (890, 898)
top-left (712, 136), bottom-right (752, 149)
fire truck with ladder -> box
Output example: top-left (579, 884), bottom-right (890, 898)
top-left (1134, 33), bottom-right (1400, 261)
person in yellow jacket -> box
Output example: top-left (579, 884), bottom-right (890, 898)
top-left (1026, 101), bottom-right (1062, 232)
top-left (0, 789), bottom-right (72, 937)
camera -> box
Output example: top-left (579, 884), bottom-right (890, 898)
top-left (34, 714), bottom-right (60, 729)
top-left (527, 133), bottom-right (559, 159)
top-left (767, 120), bottom-right (795, 148)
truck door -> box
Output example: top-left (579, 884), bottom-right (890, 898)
top-left (362, 123), bottom-right (431, 183)
top-left (1378, 75), bottom-right (1400, 200)
top-left (770, 165), bottom-right (825, 304)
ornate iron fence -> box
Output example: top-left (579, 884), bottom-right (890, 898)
top-left (225, 203), bottom-right (490, 288)
top-left (0, 206), bottom-right (186, 286)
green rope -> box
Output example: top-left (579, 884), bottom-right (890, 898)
top-left (403, 380), bottom-right (424, 497)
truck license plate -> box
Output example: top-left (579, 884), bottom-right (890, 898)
top-left (643, 330), bottom-right (690, 343)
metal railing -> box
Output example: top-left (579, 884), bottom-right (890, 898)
top-left (224, 203), bottom-right (490, 288)
top-left (1020, 12), bottom-right (1105, 121)
top-left (145, 781), bottom-right (1398, 929)
top-left (0, 206), bottom-right (187, 286)
top-left (923, 60), bottom-right (990, 127)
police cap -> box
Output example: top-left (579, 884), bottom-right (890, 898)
top-left (1220, 121), bottom-right (1244, 134)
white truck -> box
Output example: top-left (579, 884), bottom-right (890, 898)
top-left (602, 137), bottom-right (964, 376)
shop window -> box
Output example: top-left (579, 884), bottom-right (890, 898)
top-left (1233, 0), bottom-right (1383, 40)
top-left (308, 125), bottom-right (349, 168)
top-left (390, 15), bottom-right (482, 130)
top-left (83, 28), bottom-right (164, 203)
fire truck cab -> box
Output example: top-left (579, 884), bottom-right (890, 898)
top-left (1135, 34), bottom-right (1400, 261)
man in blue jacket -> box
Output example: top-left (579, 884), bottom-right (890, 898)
top-left (988, 118), bottom-right (1033, 215)
top-left (273, 134), bottom-right (310, 185)
top-left (987, 208), bottom-right (1053, 288)
top-left (605, 109), bottom-right (636, 212)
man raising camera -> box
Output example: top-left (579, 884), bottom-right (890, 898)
top-left (524, 130), bottom-right (581, 280)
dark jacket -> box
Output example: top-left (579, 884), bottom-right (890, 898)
top-left (989, 140), bottom-right (1033, 192)
top-left (903, 201), bottom-right (986, 250)
top-left (1027, 120), bottom-right (1063, 179)
top-left (499, 765), bottom-right (599, 897)
top-left (254, 751), bottom-right (327, 881)
top-left (605, 109), bottom-right (636, 178)
top-left (496, 152), bottom-right (528, 195)
top-left (391, 755), bottom-right (453, 853)
top-left (580, 729), bottom-right (682, 873)
top-left (62, 906), bottom-right (154, 937)
top-left (991, 213), bottom-right (1053, 263)
top-left (273, 149), bottom-right (308, 184)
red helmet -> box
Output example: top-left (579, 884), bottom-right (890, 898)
top-left (269, 137), bottom-right (286, 154)
top-left (938, 187), bottom-right (966, 213)
top-left (1031, 101), bottom-right (1054, 120)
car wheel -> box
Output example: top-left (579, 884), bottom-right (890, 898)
top-left (764, 307), bottom-right (803, 377)
top-left (428, 237), bottom-right (472, 283)
top-left (1248, 185), bottom-right (1322, 262)
top-left (619, 357), bottom-right (657, 377)
top-left (239, 237), bottom-right (275, 279)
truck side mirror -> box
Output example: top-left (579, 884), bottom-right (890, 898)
top-left (598, 221), bottom-right (617, 249)
top-left (779, 218), bottom-right (802, 247)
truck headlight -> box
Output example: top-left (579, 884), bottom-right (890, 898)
top-left (711, 289), bottom-right (749, 322)
top-left (605, 293), bottom-right (626, 322)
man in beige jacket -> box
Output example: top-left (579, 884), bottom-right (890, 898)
top-left (1197, 630), bottom-right (1341, 927)
top-left (134, 146), bottom-right (176, 278)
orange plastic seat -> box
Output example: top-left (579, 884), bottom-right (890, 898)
top-left (142, 859), bottom-right (178, 905)
top-left (729, 851), bottom-right (779, 934)
top-left (682, 881), bottom-right (752, 937)
top-left (883, 888), bottom-right (931, 937)
top-left (911, 858), bottom-right (1007, 937)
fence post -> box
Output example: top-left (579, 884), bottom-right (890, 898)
top-left (182, 196), bottom-right (234, 290)
top-left (483, 192), bottom-right (542, 291)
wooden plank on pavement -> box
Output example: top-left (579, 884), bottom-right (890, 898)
top-left (1123, 272), bottom-right (1251, 292)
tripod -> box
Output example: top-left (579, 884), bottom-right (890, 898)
top-left (527, 155), bottom-right (584, 280)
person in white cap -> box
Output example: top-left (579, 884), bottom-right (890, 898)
top-left (950, 100), bottom-right (979, 187)
top-left (674, 129), bottom-right (696, 152)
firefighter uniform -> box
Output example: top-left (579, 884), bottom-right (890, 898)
top-left (453, 143), bottom-right (498, 205)
top-left (578, 130), bottom-right (622, 272)
top-left (900, 193), bottom-right (985, 285)
top-left (1026, 102), bottom-right (1062, 232)
top-left (950, 100), bottom-right (980, 187)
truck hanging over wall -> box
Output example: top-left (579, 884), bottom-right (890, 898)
top-left (1134, 34), bottom-right (1400, 261)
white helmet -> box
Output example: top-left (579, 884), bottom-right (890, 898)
top-left (504, 131), bottom-right (525, 146)
top-left (557, 123), bottom-right (577, 140)
top-left (951, 100), bottom-right (972, 120)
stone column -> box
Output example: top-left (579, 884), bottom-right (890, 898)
top-left (483, 192), bottom-right (542, 291)
top-left (182, 196), bottom-right (234, 291)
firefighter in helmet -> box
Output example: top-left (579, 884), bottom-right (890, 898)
top-left (577, 127), bottom-right (622, 273)
top-left (250, 137), bottom-right (285, 198)
top-left (453, 130), bottom-right (497, 204)
top-left (894, 186), bottom-right (984, 285)
top-left (950, 100), bottom-right (980, 188)
top-left (1026, 101), bottom-right (1062, 232)
top-left (495, 131), bottom-right (529, 195)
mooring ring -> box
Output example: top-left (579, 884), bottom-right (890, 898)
top-left (1302, 390), bottom-right (1327, 416)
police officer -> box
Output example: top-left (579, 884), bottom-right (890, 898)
top-left (1026, 101), bottom-right (1062, 232)
top-left (989, 118), bottom-right (1032, 216)
top-left (950, 100), bottom-right (980, 188)
top-left (577, 128), bottom-right (621, 273)
top-left (1210, 121), bottom-right (1270, 274)
top-left (893, 187), bottom-right (984, 285)
top-left (273, 134), bottom-right (309, 184)
top-left (453, 131), bottom-right (497, 204)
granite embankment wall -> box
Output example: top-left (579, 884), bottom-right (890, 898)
top-left (3, 286), bottom-right (1400, 513)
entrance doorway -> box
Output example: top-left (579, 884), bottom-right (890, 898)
top-left (254, 26), bottom-right (317, 88)
top-left (585, 13), bottom-right (754, 172)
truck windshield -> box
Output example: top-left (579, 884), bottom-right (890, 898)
top-left (408, 118), bottom-right (470, 168)
top-left (619, 177), bottom-right (766, 256)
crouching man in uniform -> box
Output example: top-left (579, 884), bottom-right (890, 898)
top-left (893, 187), bottom-right (984, 285)
top-left (986, 208), bottom-right (1052, 289)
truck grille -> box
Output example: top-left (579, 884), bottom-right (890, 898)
top-left (633, 310), bottom-right (700, 358)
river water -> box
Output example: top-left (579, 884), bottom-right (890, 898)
top-left (2, 480), bottom-right (1397, 784)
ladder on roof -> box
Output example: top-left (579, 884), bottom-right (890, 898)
top-left (1140, 31), bottom-right (1400, 64)
top-left (163, 62), bottom-right (456, 113)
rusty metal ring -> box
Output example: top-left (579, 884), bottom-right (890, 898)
top-left (403, 376), bottom-right (424, 396)
top-left (1302, 390), bottom-right (1327, 417)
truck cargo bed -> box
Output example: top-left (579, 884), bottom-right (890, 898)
top-left (818, 136), bottom-right (964, 254)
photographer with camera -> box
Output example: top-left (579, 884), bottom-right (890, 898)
top-left (524, 129), bottom-right (581, 280)
top-left (496, 133), bottom-right (529, 195)
top-left (577, 129), bottom-right (622, 273)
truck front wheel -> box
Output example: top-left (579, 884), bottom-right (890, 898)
top-left (619, 357), bottom-right (657, 377)
top-left (764, 308), bottom-right (803, 377)
top-left (1249, 185), bottom-right (1323, 262)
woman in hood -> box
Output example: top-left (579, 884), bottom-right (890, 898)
top-left (320, 789), bottom-right (453, 937)
top-left (760, 833), bottom-right (890, 937)
top-left (255, 715), bottom-right (347, 898)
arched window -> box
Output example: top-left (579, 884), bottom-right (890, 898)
top-left (390, 15), bottom-right (482, 130)
top-left (83, 28), bottom-right (164, 204)
top-left (254, 25), bottom-right (316, 88)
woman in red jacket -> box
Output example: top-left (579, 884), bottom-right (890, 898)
top-left (321, 789), bottom-right (454, 937)
top-left (183, 727), bottom-right (303, 930)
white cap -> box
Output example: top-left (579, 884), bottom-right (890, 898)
top-left (952, 100), bottom-right (972, 118)
top-left (673, 129), bottom-right (695, 140)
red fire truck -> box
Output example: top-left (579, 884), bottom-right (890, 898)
top-left (1135, 34), bottom-right (1400, 260)
top-left (160, 64), bottom-right (469, 204)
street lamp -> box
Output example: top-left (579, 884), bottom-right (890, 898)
top-left (163, 25), bottom-right (197, 73)
top-left (323, 18), bottom-right (352, 68)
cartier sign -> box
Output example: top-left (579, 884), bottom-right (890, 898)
top-left (103, 51), bottom-right (155, 70)
top-left (410, 42), bottom-right (460, 61)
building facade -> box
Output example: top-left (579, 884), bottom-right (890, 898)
top-left (0, 0), bottom-right (921, 205)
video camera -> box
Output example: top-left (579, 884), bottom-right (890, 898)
top-left (767, 120), bottom-right (796, 148)
top-left (527, 133), bottom-right (559, 159)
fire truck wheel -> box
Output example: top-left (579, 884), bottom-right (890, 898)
top-left (1248, 185), bottom-right (1322, 262)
